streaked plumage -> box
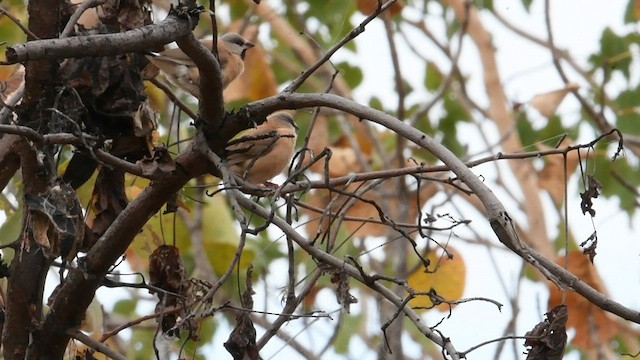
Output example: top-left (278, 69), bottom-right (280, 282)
top-left (225, 111), bottom-right (298, 184)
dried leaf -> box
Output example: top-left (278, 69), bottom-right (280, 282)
top-left (138, 146), bottom-right (176, 178)
top-left (149, 244), bottom-right (186, 336)
top-left (580, 175), bottom-right (602, 217)
top-left (331, 270), bottom-right (358, 313)
top-left (63, 150), bottom-right (98, 190)
top-left (579, 232), bottom-right (598, 263)
top-left (529, 83), bottom-right (579, 118)
top-left (548, 251), bottom-right (618, 349)
top-left (524, 305), bottom-right (568, 360)
top-left (25, 181), bottom-right (85, 260)
top-left (86, 168), bottom-right (128, 243)
top-left (224, 266), bottom-right (261, 360)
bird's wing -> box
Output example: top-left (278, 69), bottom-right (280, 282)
top-left (225, 130), bottom-right (281, 166)
top-left (147, 54), bottom-right (196, 69)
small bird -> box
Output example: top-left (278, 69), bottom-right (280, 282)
top-left (146, 33), bottom-right (254, 98)
top-left (225, 111), bottom-right (298, 184)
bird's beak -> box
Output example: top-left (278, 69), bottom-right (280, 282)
top-left (245, 41), bottom-right (255, 49)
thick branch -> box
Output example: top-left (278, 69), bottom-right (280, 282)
top-left (5, 13), bottom-right (197, 64)
top-left (174, 34), bottom-right (225, 142)
top-left (27, 140), bottom-right (208, 359)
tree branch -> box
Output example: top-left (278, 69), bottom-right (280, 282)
top-left (5, 12), bottom-right (198, 64)
top-left (240, 91), bottom-right (640, 325)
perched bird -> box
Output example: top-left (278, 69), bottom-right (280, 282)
top-left (225, 111), bottom-right (298, 184)
top-left (146, 33), bottom-right (254, 98)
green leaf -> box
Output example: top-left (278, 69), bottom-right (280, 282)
top-left (592, 155), bottom-right (639, 216)
top-left (334, 313), bottom-right (363, 354)
top-left (227, 0), bottom-right (250, 20)
top-left (424, 61), bottom-right (443, 91)
top-left (369, 96), bottom-right (384, 111)
top-left (0, 207), bottom-right (22, 246)
top-left (614, 85), bottom-right (640, 135)
top-left (537, 115), bottom-right (572, 144)
top-left (478, 0), bottom-right (493, 11)
top-left (443, 93), bottom-right (470, 123)
top-left (515, 111), bottom-right (538, 148)
top-left (113, 299), bottom-right (138, 315)
top-left (439, 115), bottom-right (465, 156)
top-left (336, 62), bottom-right (364, 88)
top-left (588, 27), bottom-right (633, 77)
top-left (624, 0), bottom-right (639, 23)
top-left (201, 192), bottom-right (255, 275)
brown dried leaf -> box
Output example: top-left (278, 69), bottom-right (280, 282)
top-left (86, 168), bottom-right (128, 240)
top-left (529, 82), bottom-right (579, 118)
top-left (25, 182), bottom-right (85, 259)
top-left (332, 270), bottom-right (358, 313)
top-left (149, 244), bottom-right (186, 336)
top-left (224, 266), bottom-right (260, 360)
top-left (524, 304), bottom-right (568, 360)
top-left (357, 0), bottom-right (404, 16)
top-left (548, 251), bottom-right (618, 349)
top-left (149, 245), bottom-right (185, 295)
top-left (31, 212), bottom-right (52, 251)
top-left (138, 146), bottom-right (176, 178)
top-left (580, 175), bottom-right (602, 217)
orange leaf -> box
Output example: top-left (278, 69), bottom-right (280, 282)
top-left (547, 251), bottom-right (618, 349)
top-left (407, 247), bottom-right (466, 311)
top-left (357, 0), bottom-right (404, 16)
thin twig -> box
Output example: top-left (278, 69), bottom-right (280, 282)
top-left (283, 0), bottom-right (398, 93)
top-left (68, 329), bottom-right (127, 360)
top-left (60, 0), bottom-right (106, 38)
top-left (0, 7), bottom-right (38, 40)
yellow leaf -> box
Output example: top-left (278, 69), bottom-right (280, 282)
top-left (200, 192), bottom-right (255, 275)
top-left (80, 297), bottom-right (104, 338)
top-left (144, 81), bottom-right (167, 112)
top-left (407, 248), bottom-right (466, 311)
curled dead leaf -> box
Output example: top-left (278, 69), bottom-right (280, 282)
top-left (524, 304), bottom-right (568, 360)
top-left (149, 244), bottom-right (187, 336)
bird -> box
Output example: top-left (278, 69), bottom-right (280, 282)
top-left (225, 111), bottom-right (298, 185)
top-left (145, 33), bottom-right (254, 98)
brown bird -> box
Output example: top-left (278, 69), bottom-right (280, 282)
top-left (225, 111), bottom-right (298, 184)
top-left (146, 33), bottom-right (254, 98)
